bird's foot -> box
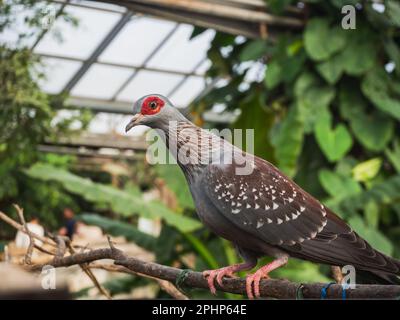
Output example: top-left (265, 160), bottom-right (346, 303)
top-left (245, 268), bottom-right (270, 299)
top-left (203, 266), bottom-right (238, 295)
top-left (245, 256), bottom-right (288, 299)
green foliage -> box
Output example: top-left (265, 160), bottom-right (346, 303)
top-left (239, 40), bottom-right (268, 62)
top-left (314, 109), bottom-right (353, 162)
top-left (155, 164), bottom-right (194, 210)
top-left (26, 163), bottom-right (201, 232)
top-left (304, 18), bottom-right (346, 61)
top-left (339, 90), bottom-right (394, 152)
top-left (79, 213), bottom-right (158, 252)
top-left (0, 2), bottom-right (89, 235)
top-left (385, 140), bottom-right (400, 173)
top-left (273, 260), bottom-right (331, 283)
top-left (319, 168), bottom-right (361, 201)
top-left (361, 67), bottom-right (400, 121)
top-left (352, 158), bottom-right (382, 182)
top-left (192, 0), bottom-right (400, 283)
top-left (233, 90), bottom-right (275, 161)
top-left (270, 103), bottom-right (304, 177)
top-left (0, 46), bottom-right (89, 232)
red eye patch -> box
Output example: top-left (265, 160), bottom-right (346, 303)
top-left (141, 96), bottom-right (165, 115)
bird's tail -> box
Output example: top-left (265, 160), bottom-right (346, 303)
top-left (356, 269), bottom-right (400, 285)
top-left (355, 252), bottom-right (400, 285)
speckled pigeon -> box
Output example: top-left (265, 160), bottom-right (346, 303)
top-left (125, 94), bottom-right (400, 298)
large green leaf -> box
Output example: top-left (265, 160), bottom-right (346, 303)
top-left (25, 163), bottom-right (201, 232)
top-left (316, 54), bottom-right (344, 84)
top-left (340, 174), bottom-right (400, 213)
top-left (294, 72), bottom-right (336, 133)
top-left (339, 89), bottom-right (394, 152)
top-left (339, 26), bottom-right (378, 76)
top-left (361, 68), bottom-right (400, 121)
top-left (265, 60), bottom-right (282, 89)
top-left (352, 158), bottom-right (382, 182)
top-left (304, 18), bottom-right (346, 61)
top-left (364, 200), bottom-right (379, 229)
top-left (79, 213), bottom-right (157, 251)
top-left (385, 140), bottom-right (400, 173)
top-left (239, 40), bottom-right (268, 62)
top-left (387, 0), bottom-right (400, 27)
top-left (314, 110), bottom-right (353, 162)
top-left (264, 40), bottom-right (305, 89)
top-left (270, 103), bottom-right (304, 177)
top-left (318, 169), bottom-right (361, 200)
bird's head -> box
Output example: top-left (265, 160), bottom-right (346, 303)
top-left (125, 94), bottom-right (184, 132)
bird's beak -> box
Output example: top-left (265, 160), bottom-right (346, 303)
top-left (125, 113), bottom-right (143, 133)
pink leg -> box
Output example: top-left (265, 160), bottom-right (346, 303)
top-left (203, 260), bottom-right (256, 295)
top-left (246, 256), bottom-right (288, 299)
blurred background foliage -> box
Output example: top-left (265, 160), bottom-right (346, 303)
top-left (0, 0), bottom-right (399, 299)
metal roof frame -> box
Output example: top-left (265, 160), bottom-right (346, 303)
top-left (33, 1), bottom-right (214, 114)
top-left (62, 11), bottom-right (134, 92)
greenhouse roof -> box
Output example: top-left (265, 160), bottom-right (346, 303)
top-left (35, 1), bottom-right (215, 112)
top-left (1, 0), bottom-right (290, 135)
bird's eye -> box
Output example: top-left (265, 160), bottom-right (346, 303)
top-left (149, 101), bottom-right (158, 110)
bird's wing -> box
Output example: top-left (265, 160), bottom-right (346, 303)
top-left (202, 157), bottom-right (331, 246)
top-left (203, 157), bottom-right (400, 275)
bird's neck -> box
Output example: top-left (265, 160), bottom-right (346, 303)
top-left (161, 120), bottom-right (226, 180)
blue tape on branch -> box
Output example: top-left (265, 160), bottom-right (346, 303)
top-left (321, 282), bottom-right (336, 299)
top-left (341, 283), bottom-right (349, 300)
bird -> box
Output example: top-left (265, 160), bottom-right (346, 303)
top-left (125, 94), bottom-right (400, 299)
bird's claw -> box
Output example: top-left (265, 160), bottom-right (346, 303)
top-left (203, 268), bottom-right (236, 295)
top-left (245, 270), bottom-right (270, 299)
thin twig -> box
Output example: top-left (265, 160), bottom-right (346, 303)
top-left (66, 241), bottom-right (112, 300)
top-left (0, 210), bottom-right (56, 247)
top-left (13, 204), bottom-right (34, 265)
top-left (89, 262), bottom-right (189, 300)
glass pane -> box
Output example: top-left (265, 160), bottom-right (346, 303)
top-left (70, 63), bottom-right (133, 99)
top-left (146, 25), bottom-right (215, 73)
top-left (170, 77), bottom-right (205, 107)
top-left (38, 57), bottom-right (82, 94)
top-left (116, 70), bottom-right (183, 103)
top-left (99, 17), bottom-right (177, 66)
top-left (34, 5), bottom-right (121, 59)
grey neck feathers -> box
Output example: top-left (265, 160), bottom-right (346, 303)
top-left (159, 120), bottom-right (227, 181)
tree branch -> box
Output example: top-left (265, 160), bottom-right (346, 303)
top-left (29, 245), bottom-right (400, 299)
top-left (1, 209), bottom-right (400, 299)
